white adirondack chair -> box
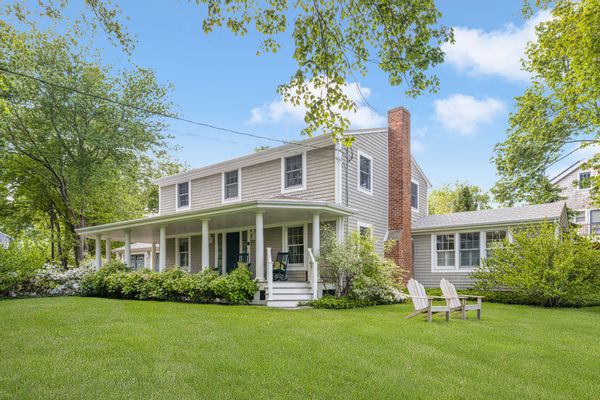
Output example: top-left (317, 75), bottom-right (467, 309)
top-left (440, 279), bottom-right (483, 320)
top-left (406, 279), bottom-right (453, 322)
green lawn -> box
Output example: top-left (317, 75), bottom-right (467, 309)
top-left (1, 298), bottom-right (599, 400)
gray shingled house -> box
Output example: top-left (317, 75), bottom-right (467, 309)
top-left (76, 105), bottom-right (572, 304)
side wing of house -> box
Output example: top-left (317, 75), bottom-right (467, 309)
top-left (552, 161), bottom-right (594, 210)
top-left (411, 157), bottom-right (429, 222)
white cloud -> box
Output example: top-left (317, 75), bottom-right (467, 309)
top-left (248, 82), bottom-right (386, 129)
top-left (442, 12), bottom-right (551, 81)
top-left (433, 94), bottom-right (505, 135)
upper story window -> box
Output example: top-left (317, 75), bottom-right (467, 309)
top-left (579, 171), bottom-right (592, 189)
top-left (411, 181), bottom-right (419, 210)
top-left (177, 182), bottom-right (190, 210)
top-left (223, 169), bottom-right (240, 202)
top-left (282, 153), bottom-right (305, 192)
top-left (358, 152), bottom-right (373, 194)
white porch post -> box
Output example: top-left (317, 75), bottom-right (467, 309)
top-left (105, 237), bottom-right (111, 264)
top-left (255, 211), bottom-right (265, 281)
top-left (202, 220), bottom-right (210, 270)
top-left (151, 242), bottom-right (157, 272)
top-left (124, 230), bottom-right (131, 268)
top-left (159, 225), bottom-right (167, 271)
top-left (95, 234), bottom-right (102, 270)
top-left (336, 216), bottom-right (344, 244)
top-left (312, 213), bottom-right (321, 257)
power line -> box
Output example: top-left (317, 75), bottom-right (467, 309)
top-left (0, 66), bottom-right (329, 152)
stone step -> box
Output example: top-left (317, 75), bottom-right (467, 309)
top-left (266, 299), bottom-right (302, 308)
top-left (268, 293), bottom-right (313, 301)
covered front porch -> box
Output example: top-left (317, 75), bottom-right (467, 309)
top-left (77, 199), bottom-right (354, 305)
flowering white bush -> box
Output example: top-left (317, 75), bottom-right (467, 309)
top-left (2, 263), bottom-right (98, 297)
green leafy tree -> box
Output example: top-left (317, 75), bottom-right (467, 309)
top-left (429, 182), bottom-right (491, 215)
top-left (0, 24), bottom-right (181, 264)
top-left (3, 0), bottom-right (453, 143)
top-left (492, 0), bottom-right (600, 206)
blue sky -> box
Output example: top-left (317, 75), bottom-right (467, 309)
top-left (75, 1), bottom-right (590, 191)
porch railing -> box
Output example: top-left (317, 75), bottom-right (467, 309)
top-left (266, 247), bottom-right (273, 301)
top-left (307, 248), bottom-right (319, 300)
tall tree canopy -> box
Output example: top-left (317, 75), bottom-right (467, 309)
top-left (3, 0), bottom-right (453, 143)
top-left (0, 24), bottom-right (181, 263)
top-left (428, 182), bottom-right (491, 215)
top-left (492, 0), bottom-right (600, 207)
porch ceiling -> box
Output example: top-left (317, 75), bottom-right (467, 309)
top-left (76, 199), bottom-right (355, 243)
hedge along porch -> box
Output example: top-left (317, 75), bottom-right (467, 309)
top-left (76, 199), bottom-right (354, 306)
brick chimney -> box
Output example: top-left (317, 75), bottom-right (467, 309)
top-left (386, 107), bottom-right (413, 281)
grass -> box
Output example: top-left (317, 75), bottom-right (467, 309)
top-left (1, 298), bottom-right (599, 400)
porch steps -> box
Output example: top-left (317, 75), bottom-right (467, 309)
top-left (267, 282), bottom-right (314, 308)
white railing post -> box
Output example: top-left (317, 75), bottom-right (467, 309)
top-left (308, 248), bottom-right (318, 300)
top-left (266, 247), bottom-right (273, 300)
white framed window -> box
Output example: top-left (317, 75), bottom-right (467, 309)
top-left (578, 171), bottom-right (592, 189)
top-left (357, 151), bottom-right (373, 194)
top-left (176, 181), bottom-right (191, 211)
top-left (357, 221), bottom-right (373, 237)
top-left (459, 232), bottom-right (480, 268)
top-left (573, 210), bottom-right (586, 224)
top-left (286, 225), bottom-right (305, 265)
top-left (281, 153), bottom-right (306, 193)
top-left (485, 230), bottom-right (507, 258)
top-left (435, 234), bottom-right (455, 268)
top-left (411, 181), bottom-right (419, 210)
top-left (222, 169), bottom-right (241, 202)
top-left (176, 237), bottom-right (190, 270)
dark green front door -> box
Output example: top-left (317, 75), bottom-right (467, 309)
top-left (226, 232), bottom-right (240, 273)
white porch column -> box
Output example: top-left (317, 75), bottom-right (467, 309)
top-left (151, 242), bottom-right (157, 271)
top-left (124, 230), bottom-right (131, 268)
top-left (336, 217), bottom-right (345, 244)
top-left (201, 220), bottom-right (210, 270)
top-left (255, 211), bottom-right (265, 281)
top-left (312, 213), bottom-right (321, 257)
top-left (159, 225), bottom-right (167, 271)
top-left (105, 237), bottom-right (111, 264)
top-left (95, 234), bottom-right (102, 270)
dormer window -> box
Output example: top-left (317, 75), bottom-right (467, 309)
top-left (282, 153), bottom-right (306, 192)
top-left (579, 171), bottom-right (591, 189)
top-left (357, 152), bottom-right (373, 194)
top-left (223, 169), bottom-right (240, 202)
top-left (177, 181), bottom-right (190, 210)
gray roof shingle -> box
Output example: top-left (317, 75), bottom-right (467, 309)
top-left (412, 202), bottom-right (566, 231)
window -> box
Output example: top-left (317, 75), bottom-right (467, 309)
top-left (485, 230), bottom-right (507, 258)
top-left (130, 254), bottom-right (145, 270)
top-left (358, 222), bottom-right (373, 237)
top-left (177, 182), bottom-right (190, 209)
top-left (436, 234), bottom-right (455, 267)
top-left (223, 170), bottom-right (240, 201)
top-left (283, 154), bottom-right (304, 190)
top-left (358, 153), bottom-right (372, 193)
top-left (178, 238), bottom-right (189, 268)
top-left (579, 171), bottom-right (592, 189)
top-left (411, 181), bottom-right (419, 210)
top-left (459, 232), bottom-right (480, 268)
top-left (574, 210), bottom-right (586, 224)
top-left (287, 226), bottom-right (304, 264)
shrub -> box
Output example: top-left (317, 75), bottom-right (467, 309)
top-left (317, 227), bottom-right (404, 305)
top-left (472, 223), bottom-right (600, 307)
top-left (300, 296), bottom-right (376, 309)
top-left (79, 265), bottom-right (257, 305)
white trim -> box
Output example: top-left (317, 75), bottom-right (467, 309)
top-left (356, 150), bottom-right (374, 195)
top-left (158, 186), bottom-right (162, 215)
top-left (175, 180), bottom-right (192, 212)
top-left (175, 236), bottom-right (191, 271)
top-left (410, 179), bottom-right (419, 211)
top-left (573, 209), bottom-right (587, 223)
top-left (281, 152), bottom-right (307, 193)
top-left (221, 168), bottom-right (242, 203)
top-left (334, 141), bottom-right (342, 205)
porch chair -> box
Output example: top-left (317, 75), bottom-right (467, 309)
top-left (405, 278), bottom-right (454, 322)
top-left (273, 252), bottom-right (289, 281)
top-left (440, 279), bottom-right (483, 320)
top-left (237, 252), bottom-right (251, 270)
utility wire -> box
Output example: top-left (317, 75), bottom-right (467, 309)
top-left (0, 66), bottom-right (332, 152)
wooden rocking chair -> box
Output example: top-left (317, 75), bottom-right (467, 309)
top-left (273, 252), bottom-right (289, 281)
top-left (237, 252), bottom-right (251, 270)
